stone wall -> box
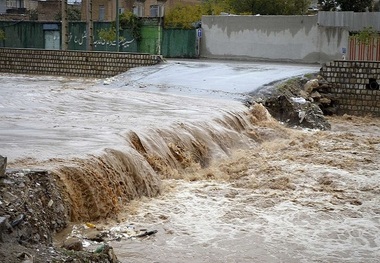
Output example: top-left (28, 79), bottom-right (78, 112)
top-left (320, 60), bottom-right (380, 116)
top-left (0, 48), bottom-right (160, 78)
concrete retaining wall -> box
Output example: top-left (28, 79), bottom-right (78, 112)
top-left (320, 60), bottom-right (380, 116)
top-left (201, 15), bottom-right (349, 63)
top-left (0, 48), bottom-right (160, 78)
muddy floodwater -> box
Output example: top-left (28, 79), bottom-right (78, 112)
top-left (109, 114), bottom-right (380, 263)
top-left (1, 60), bottom-right (379, 263)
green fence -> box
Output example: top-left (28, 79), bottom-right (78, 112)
top-left (162, 28), bottom-right (197, 58)
top-left (0, 21), bottom-right (45, 48)
top-left (0, 20), bottom-right (198, 58)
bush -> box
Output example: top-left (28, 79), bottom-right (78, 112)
top-left (119, 12), bottom-right (141, 40)
top-left (0, 29), bottom-right (5, 41)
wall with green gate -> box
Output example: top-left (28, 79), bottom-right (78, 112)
top-left (0, 21), bottom-right (45, 48)
top-left (138, 18), bottom-right (161, 55)
top-left (0, 20), bottom-right (198, 58)
top-left (162, 29), bottom-right (197, 58)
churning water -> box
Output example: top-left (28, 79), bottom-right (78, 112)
top-left (1, 60), bottom-right (379, 262)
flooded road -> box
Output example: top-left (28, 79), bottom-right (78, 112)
top-left (0, 60), bottom-right (318, 163)
top-left (1, 60), bottom-right (379, 262)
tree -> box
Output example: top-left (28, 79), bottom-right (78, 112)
top-left (226, 0), bottom-right (311, 15)
top-left (55, 6), bottom-right (81, 21)
top-left (0, 29), bottom-right (5, 41)
top-left (119, 12), bottom-right (141, 40)
top-left (374, 1), bottom-right (380, 11)
top-left (318, 0), bottom-right (338, 11)
top-left (164, 4), bottom-right (203, 28)
top-left (337, 0), bottom-right (373, 11)
top-left (351, 27), bottom-right (378, 45)
top-left (201, 0), bottom-right (231, 15)
top-left (165, 0), bottom-right (313, 29)
top-left (165, 1), bottom-right (234, 28)
top-left (0, 29), bottom-right (5, 47)
top-left (97, 27), bottom-right (116, 51)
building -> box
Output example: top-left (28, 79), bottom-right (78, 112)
top-left (82, 0), bottom-right (200, 22)
top-left (81, 0), bottom-right (132, 22)
top-left (0, 0), bottom-right (81, 21)
top-left (0, 0), bottom-right (38, 14)
top-left (34, 0), bottom-right (80, 21)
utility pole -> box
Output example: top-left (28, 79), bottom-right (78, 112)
top-left (61, 0), bottom-right (68, 50)
top-left (116, 0), bottom-right (120, 52)
top-left (86, 0), bottom-right (93, 51)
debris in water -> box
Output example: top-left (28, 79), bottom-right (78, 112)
top-left (62, 237), bottom-right (83, 251)
top-left (86, 222), bottom-right (96, 228)
top-left (134, 229), bottom-right (158, 238)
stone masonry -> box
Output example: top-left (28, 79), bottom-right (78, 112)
top-left (320, 60), bottom-right (380, 117)
top-left (0, 48), bottom-right (160, 78)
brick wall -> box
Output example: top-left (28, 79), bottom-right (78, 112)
top-left (0, 48), bottom-right (160, 78)
top-left (320, 60), bottom-right (380, 117)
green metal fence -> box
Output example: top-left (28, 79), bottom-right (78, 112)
top-left (0, 20), bottom-right (199, 58)
top-left (0, 21), bottom-right (45, 48)
top-left (162, 28), bottom-right (197, 58)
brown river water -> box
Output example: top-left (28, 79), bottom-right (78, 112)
top-left (101, 113), bottom-right (380, 263)
top-left (1, 61), bottom-right (379, 262)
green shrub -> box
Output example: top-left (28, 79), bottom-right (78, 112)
top-left (0, 29), bottom-right (5, 41)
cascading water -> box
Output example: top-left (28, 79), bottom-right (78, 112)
top-left (51, 105), bottom-right (266, 222)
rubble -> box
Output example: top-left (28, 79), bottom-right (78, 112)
top-left (252, 76), bottom-right (337, 130)
top-left (63, 237), bottom-right (83, 251)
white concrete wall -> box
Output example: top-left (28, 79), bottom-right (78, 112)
top-left (200, 15), bottom-right (349, 63)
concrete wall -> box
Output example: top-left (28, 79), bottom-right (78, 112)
top-left (201, 15), bottom-right (349, 63)
top-left (320, 60), bottom-right (380, 116)
top-left (0, 48), bottom-right (160, 78)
